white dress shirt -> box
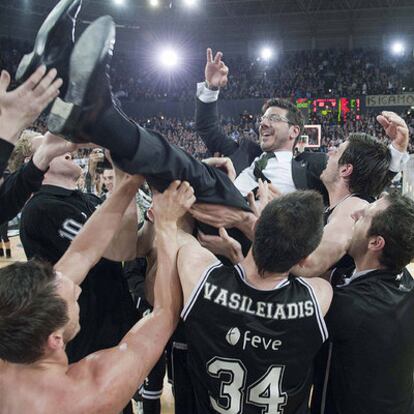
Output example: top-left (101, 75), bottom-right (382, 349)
top-left (196, 81), bottom-right (410, 193)
top-left (234, 151), bottom-right (296, 196)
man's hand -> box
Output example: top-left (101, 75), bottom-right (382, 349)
top-left (198, 228), bottom-right (244, 264)
top-left (202, 156), bottom-right (236, 181)
top-left (32, 132), bottom-right (80, 171)
top-left (89, 148), bottom-right (105, 166)
top-left (152, 181), bottom-right (196, 226)
top-left (377, 111), bottom-right (409, 152)
top-left (205, 48), bottom-right (229, 89)
top-left (248, 179), bottom-right (281, 217)
top-left (190, 203), bottom-right (245, 228)
top-left (0, 67), bottom-right (62, 142)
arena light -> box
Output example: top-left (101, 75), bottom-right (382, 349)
top-left (260, 47), bottom-right (274, 61)
top-left (149, 0), bottom-right (159, 7)
top-left (158, 47), bottom-right (180, 69)
top-left (113, 0), bottom-right (125, 5)
top-left (183, 0), bottom-right (198, 7)
top-left (391, 41), bottom-right (405, 55)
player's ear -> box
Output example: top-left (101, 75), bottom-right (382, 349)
top-left (290, 125), bottom-right (301, 141)
top-left (47, 329), bottom-right (65, 352)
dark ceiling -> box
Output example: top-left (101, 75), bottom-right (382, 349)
top-left (1, 0), bottom-right (413, 54)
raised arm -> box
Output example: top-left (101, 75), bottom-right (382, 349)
top-left (0, 67), bottom-right (62, 149)
top-left (103, 156), bottom-right (139, 262)
top-left (55, 174), bottom-right (143, 285)
top-left (195, 48), bottom-right (239, 156)
top-left (292, 197), bottom-right (368, 278)
top-left (377, 111), bottom-right (410, 177)
top-left (66, 181), bottom-right (195, 414)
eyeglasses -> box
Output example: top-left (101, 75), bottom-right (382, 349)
top-left (260, 114), bottom-right (292, 124)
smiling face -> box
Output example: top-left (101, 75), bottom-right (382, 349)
top-left (259, 107), bottom-right (296, 152)
top-left (320, 141), bottom-right (349, 186)
top-left (102, 168), bottom-right (115, 194)
top-left (348, 197), bottom-right (389, 261)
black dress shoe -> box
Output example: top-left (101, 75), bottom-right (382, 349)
top-left (48, 16), bottom-right (116, 144)
top-left (15, 0), bottom-right (82, 96)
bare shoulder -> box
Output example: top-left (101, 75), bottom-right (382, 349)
top-left (332, 196), bottom-right (369, 218)
top-left (178, 241), bottom-right (218, 304)
top-left (178, 241), bottom-right (217, 274)
top-left (305, 277), bottom-right (333, 316)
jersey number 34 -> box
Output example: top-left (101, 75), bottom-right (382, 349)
top-left (207, 357), bottom-right (287, 414)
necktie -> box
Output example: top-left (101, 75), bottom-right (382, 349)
top-left (254, 152), bottom-right (275, 182)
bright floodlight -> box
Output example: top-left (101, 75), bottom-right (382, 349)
top-left (183, 0), bottom-right (197, 7)
top-left (113, 0), bottom-right (125, 5)
top-left (260, 47), bottom-right (273, 61)
top-left (159, 48), bottom-right (179, 68)
top-left (391, 41), bottom-right (405, 55)
top-left (149, 0), bottom-right (159, 7)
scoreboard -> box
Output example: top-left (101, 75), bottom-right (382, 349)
top-left (296, 97), bottom-right (361, 121)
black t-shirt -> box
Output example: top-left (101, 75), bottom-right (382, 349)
top-left (20, 185), bottom-right (137, 362)
top-left (183, 262), bottom-right (328, 414)
top-left (0, 138), bottom-right (14, 179)
top-left (317, 268), bottom-right (414, 414)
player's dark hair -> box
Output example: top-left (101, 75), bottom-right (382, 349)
top-left (0, 260), bottom-right (68, 364)
top-left (252, 191), bottom-right (324, 275)
top-left (368, 193), bottom-right (414, 271)
top-left (339, 133), bottom-right (391, 197)
top-left (262, 98), bottom-right (304, 135)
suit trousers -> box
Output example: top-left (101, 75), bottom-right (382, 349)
top-left (98, 107), bottom-right (250, 211)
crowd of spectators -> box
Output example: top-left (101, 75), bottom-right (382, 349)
top-left (27, 111), bottom-right (414, 165)
top-left (111, 48), bottom-right (414, 101)
top-left (2, 37), bottom-right (414, 102)
top-left (2, 36), bottom-right (414, 157)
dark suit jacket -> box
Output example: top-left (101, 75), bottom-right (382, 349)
top-left (195, 97), bottom-right (329, 203)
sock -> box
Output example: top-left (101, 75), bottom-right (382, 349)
top-left (0, 248), bottom-right (4, 257)
top-left (6, 249), bottom-right (11, 258)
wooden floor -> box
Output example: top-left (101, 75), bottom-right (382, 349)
top-left (0, 235), bottom-right (26, 267)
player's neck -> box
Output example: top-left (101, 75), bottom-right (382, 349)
top-left (241, 252), bottom-right (289, 290)
top-left (353, 253), bottom-right (382, 273)
top-left (7, 349), bottom-right (69, 374)
top-left (328, 183), bottom-right (351, 208)
top-left (42, 175), bottom-right (78, 191)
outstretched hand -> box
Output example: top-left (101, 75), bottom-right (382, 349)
top-left (198, 228), bottom-right (244, 264)
top-left (152, 181), bottom-right (196, 226)
top-left (0, 66), bottom-right (62, 142)
top-left (376, 111), bottom-right (409, 153)
top-left (205, 48), bottom-right (229, 89)
top-left (202, 156), bottom-right (236, 181)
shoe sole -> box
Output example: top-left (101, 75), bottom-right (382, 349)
top-left (48, 16), bottom-right (115, 140)
top-left (15, 0), bottom-right (81, 81)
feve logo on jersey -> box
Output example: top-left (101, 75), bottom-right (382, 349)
top-left (226, 327), bottom-right (282, 351)
top-left (225, 327), bottom-right (241, 346)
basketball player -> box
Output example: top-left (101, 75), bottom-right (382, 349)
top-left (177, 191), bottom-right (333, 413)
top-left (315, 193), bottom-right (414, 414)
top-left (292, 123), bottom-right (408, 278)
top-left (0, 178), bottom-right (194, 414)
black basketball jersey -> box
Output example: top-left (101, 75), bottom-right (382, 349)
top-left (183, 261), bottom-right (328, 414)
top-left (321, 268), bottom-right (414, 414)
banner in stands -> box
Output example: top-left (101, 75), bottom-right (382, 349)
top-left (366, 94), bottom-right (414, 107)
